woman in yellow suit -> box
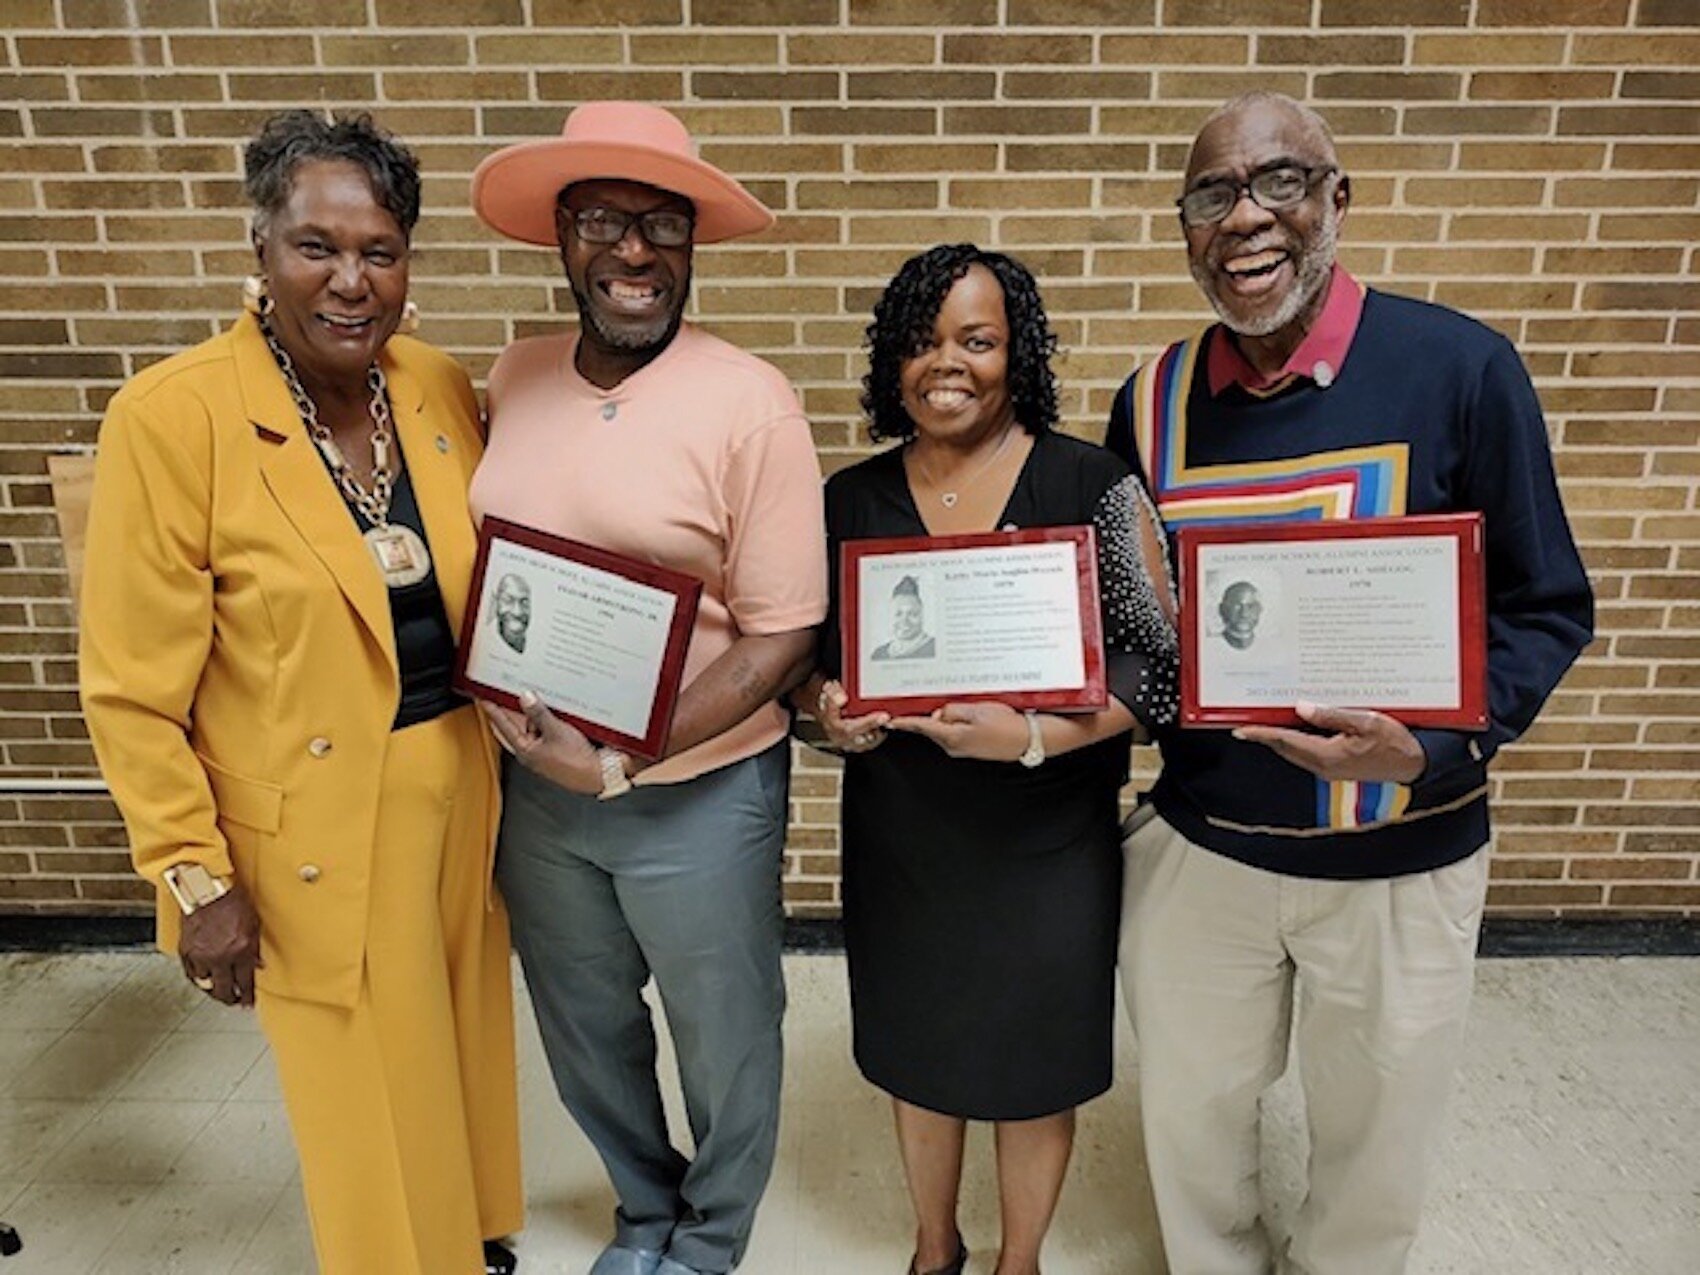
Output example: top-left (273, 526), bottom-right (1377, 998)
top-left (77, 111), bottom-right (523, 1274)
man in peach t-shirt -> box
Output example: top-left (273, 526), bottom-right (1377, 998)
top-left (470, 104), bottom-right (826, 1275)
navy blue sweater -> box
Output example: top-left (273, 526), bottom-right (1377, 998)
top-left (1107, 289), bottom-right (1594, 880)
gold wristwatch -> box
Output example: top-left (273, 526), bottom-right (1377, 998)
top-left (161, 862), bottom-right (231, 915)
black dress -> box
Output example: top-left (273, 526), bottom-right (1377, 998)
top-left (822, 431), bottom-right (1178, 1120)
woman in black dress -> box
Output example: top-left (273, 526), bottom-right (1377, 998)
top-left (796, 245), bottom-right (1178, 1275)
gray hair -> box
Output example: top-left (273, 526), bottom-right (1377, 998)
top-left (1195, 91), bottom-right (1340, 166)
top-left (243, 109), bottom-right (422, 241)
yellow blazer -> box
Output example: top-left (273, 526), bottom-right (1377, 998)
top-left (78, 313), bottom-right (500, 1008)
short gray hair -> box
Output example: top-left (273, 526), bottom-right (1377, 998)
top-left (1196, 91), bottom-right (1339, 165)
top-left (243, 110), bottom-right (422, 241)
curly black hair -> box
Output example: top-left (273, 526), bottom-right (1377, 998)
top-left (862, 243), bottom-right (1060, 443)
top-left (243, 109), bottom-right (422, 241)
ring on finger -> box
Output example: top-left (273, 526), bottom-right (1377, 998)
top-left (192, 975), bottom-right (214, 991)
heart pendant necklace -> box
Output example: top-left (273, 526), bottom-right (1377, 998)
top-left (911, 423), bottom-right (1016, 509)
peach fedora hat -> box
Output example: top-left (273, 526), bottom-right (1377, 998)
top-left (471, 101), bottom-right (774, 247)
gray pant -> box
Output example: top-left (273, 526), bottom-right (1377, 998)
top-left (497, 744), bottom-right (789, 1274)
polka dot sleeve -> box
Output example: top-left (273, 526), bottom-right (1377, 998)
top-left (1092, 472), bottom-right (1180, 731)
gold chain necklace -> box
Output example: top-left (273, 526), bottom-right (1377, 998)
top-left (909, 423), bottom-right (1016, 509)
top-left (262, 321), bottom-right (431, 589)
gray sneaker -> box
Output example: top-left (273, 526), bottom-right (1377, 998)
top-left (588, 1244), bottom-right (663, 1275)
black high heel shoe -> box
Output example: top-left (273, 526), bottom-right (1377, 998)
top-left (484, 1238), bottom-right (517, 1275)
top-left (907, 1235), bottom-right (967, 1275)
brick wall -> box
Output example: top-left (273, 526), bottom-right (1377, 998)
top-left (2, 1), bottom-right (1696, 921)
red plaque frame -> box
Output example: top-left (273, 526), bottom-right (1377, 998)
top-left (453, 516), bottom-right (702, 760)
top-left (841, 525), bottom-right (1107, 718)
top-left (1177, 512), bottom-right (1487, 730)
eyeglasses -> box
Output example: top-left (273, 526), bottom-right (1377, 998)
top-left (564, 205), bottom-right (695, 248)
top-left (1176, 164), bottom-right (1338, 227)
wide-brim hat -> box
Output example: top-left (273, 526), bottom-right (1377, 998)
top-left (471, 101), bottom-right (774, 247)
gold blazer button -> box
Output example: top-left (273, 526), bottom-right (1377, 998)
top-left (308, 736), bottom-right (332, 758)
top-left (298, 864), bottom-right (321, 884)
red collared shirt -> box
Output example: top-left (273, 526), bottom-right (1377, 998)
top-left (1206, 263), bottom-right (1366, 398)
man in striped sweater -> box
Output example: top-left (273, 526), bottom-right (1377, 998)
top-left (1109, 92), bottom-right (1593, 1275)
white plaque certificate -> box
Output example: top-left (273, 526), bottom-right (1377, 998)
top-left (841, 527), bottom-right (1107, 716)
top-left (1177, 513), bottom-right (1487, 729)
top-left (454, 517), bottom-right (701, 759)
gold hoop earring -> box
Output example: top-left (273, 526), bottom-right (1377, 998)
top-left (241, 275), bottom-right (273, 318)
top-left (399, 299), bottom-right (421, 334)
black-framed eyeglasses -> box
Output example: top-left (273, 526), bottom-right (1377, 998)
top-left (1176, 164), bottom-right (1338, 228)
top-left (563, 205), bottom-right (695, 248)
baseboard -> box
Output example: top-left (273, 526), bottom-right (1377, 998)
top-left (4, 914), bottom-right (1698, 957)
top-left (0, 916), bottom-right (155, 951)
top-left (1476, 917), bottom-right (1700, 957)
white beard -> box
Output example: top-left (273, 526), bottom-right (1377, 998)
top-left (1196, 212), bottom-right (1339, 339)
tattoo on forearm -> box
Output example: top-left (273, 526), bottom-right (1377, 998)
top-left (729, 655), bottom-right (767, 705)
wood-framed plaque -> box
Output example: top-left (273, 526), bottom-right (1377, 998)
top-left (840, 525), bottom-right (1107, 718)
top-left (1177, 512), bottom-right (1487, 730)
top-left (453, 516), bottom-right (702, 760)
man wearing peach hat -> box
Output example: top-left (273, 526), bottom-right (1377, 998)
top-left (469, 103), bottom-right (827, 1275)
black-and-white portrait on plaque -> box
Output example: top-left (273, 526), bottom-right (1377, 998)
top-left (1204, 567), bottom-right (1280, 652)
top-left (870, 573), bottom-right (936, 661)
top-left (491, 571), bottom-right (532, 654)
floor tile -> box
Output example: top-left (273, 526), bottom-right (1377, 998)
top-left (162, 1100), bottom-right (297, 1186)
top-left (0, 1033), bottom-right (63, 1095)
top-left (0, 955), bottom-right (136, 1031)
top-left (225, 1046), bottom-right (282, 1104)
top-left (0, 1181), bottom-right (151, 1274)
top-left (72, 960), bottom-right (204, 1036)
top-left (0, 950), bottom-right (1696, 1272)
top-left (0, 1100), bottom-right (99, 1182)
top-left (90, 1179), bottom-right (286, 1275)
top-left (32, 1100), bottom-right (219, 1186)
top-left (116, 1030), bottom-right (266, 1103)
top-left (3, 1031), bottom-right (164, 1103)
top-left (175, 993), bottom-right (267, 1036)
top-left (229, 1184), bottom-right (314, 1275)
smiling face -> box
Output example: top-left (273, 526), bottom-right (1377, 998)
top-left (1219, 581), bottom-right (1262, 647)
top-left (891, 591), bottom-right (924, 642)
top-left (494, 573), bottom-right (531, 650)
top-left (556, 178), bottom-right (693, 383)
top-left (1182, 100), bottom-right (1347, 341)
top-left (898, 264), bottom-right (1015, 447)
top-left (254, 158), bottom-right (410, 393)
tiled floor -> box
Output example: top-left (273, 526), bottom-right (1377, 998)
top-left (0, 951), bottom-right (1696, 1273)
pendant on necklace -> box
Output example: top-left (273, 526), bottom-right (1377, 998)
top-left (364, 524), bottom-right (432, 588)
top-left (940, 492), bottom-right (959, 508)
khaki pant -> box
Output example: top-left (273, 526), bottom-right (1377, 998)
top-left (259, 706), bottom-right (523, 1274)
top-left (1118, 809), bottom-right (1488, 1275)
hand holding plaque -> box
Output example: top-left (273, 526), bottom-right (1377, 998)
top-left (840, 526), bottom-right (1107, 717)
top-left (1177, 513), bottom-right (1487, 730)
top-left (454, 517), bottom-right (701, 760)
